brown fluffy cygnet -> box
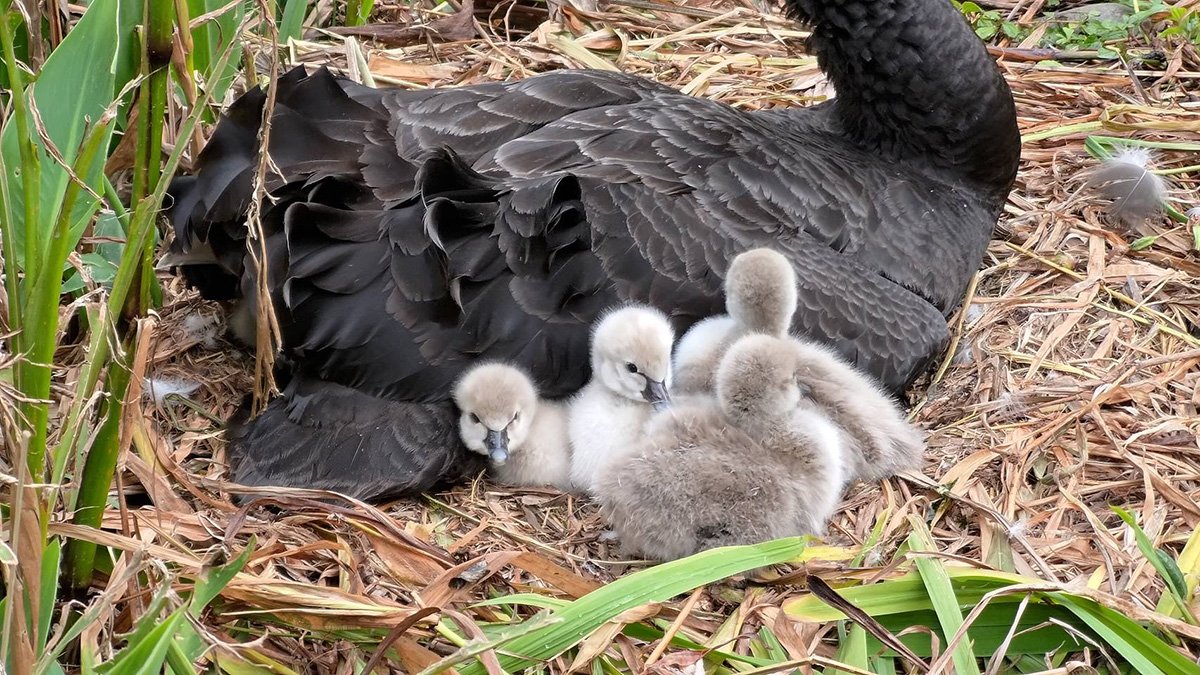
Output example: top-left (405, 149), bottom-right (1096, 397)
top-left (568, 305), bottom-right (675, 494)
top-left (672, 248), bottom-right (797, 398)
top-left (453, 363), bottom-right (572, 490)
top-left (594, 334), bottom-right (843, 561)
top-left (593, 405), bottom-right (801, 561)
top-left (714, 333), bottom-right (847, 535)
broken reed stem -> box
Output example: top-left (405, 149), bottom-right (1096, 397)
top-left (247, 0), bottom-right (284, 414)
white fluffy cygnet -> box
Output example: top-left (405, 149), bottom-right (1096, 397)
top-left (453, 362), bottom-right (572, 491)
top-left (568, 304), bottom-right (675, 495)
top-left (672, 247), bottom-right (797, 397)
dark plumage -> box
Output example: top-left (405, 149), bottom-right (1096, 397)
top-left (165, 0), bottom-right (1020, 500)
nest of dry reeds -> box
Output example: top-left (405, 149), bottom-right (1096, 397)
top-left (64, 0), bottom-right (1200, 670)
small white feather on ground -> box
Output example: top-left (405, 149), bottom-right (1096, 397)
top-left (1082, 146), bottom-right (1170, 226)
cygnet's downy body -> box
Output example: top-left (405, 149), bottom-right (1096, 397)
top-left (673, 248), bottom-right (798, 398)
top-left (593, 334), bottom-right (844, 561)
top-left (716, 334), bottom-right (847, 535)
top-left (453, 363), bottom-right (572, 490)
top-left (593, 404), bottom-right (800, 561)
top-left (568, 305), bottom-right (674, 495)
top-left (786, 339), bottom-right (926, 483)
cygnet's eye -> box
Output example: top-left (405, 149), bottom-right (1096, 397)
top-left (625, 362), bottom-right (639, 374)
top-left (469, 413), bottom-right (480, 424)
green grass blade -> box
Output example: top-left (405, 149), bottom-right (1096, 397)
top-left (186, 0), bottom-right (244, 114)
top-left (279, 0), bottom-right (308, 41)
top-left (0, 113), bottom-right (23, 343)
top-left (98, 609), bottom-right (188, 675)
top-left (784, 568), bottom-right (1033, 622)
top-left (456, 538), bottom-right (808, 675)
top-left (1, 0), bottom-right (120, 271)
top-left (174, 539), bottom-right (256, 660)
top-left (908, 519), bottom-right (982, 675)
top-left (829, 623), bottom-right (869, 675)
top-left (64, 359), bottom-right (131, 590)
top-left (784, 570), bottom-right (1082, 658)
top-left (0, 4), bottom-right (42, 284)
top-left (344, 0), bottom-right (373, 26)
top-left (21, 110), bottom-right (114, 476)
top-left (1050, 593), bottom-right (1199, 675)
top-left (37, 538), bottom-right (61, 651)
top-left (1157, 527), bottom-right (1200, 619)
top-left (1112, 506), bottom-right (1195, 623)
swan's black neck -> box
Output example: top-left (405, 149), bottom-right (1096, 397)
top-left (787, 0), bottom-right (1020, 209)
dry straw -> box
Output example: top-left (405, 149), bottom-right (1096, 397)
top-left (71, 0), bottom-right (1200, 670)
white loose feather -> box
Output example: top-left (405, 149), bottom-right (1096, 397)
top-left (1083, 147), bottom-right (1170, 226)
top-left (143, 377), bottom-right (201, 406)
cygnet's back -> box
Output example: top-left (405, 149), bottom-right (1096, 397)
top-left (568, 305), bottom-right (674, 494)
top-left (786, 339), bottom-right (926, 483)
top-left (593, 404), bottom-right (798, 561)
top-left (673, 248), bottom-right (798, 397)
top-left (716, 334), bottom-right (847, 535)
top-left (453, 362), bottom-right (572, 490)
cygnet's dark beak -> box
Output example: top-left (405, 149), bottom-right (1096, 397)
top-left (642, 379), bottom-right (671, 412)
top-left (485, 428), bottom-right (509, 465)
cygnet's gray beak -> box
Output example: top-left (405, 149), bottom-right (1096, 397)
top-left (485, 428), bottom-right (509, 465)
top-left (642, 379), bottom-right (671, 412)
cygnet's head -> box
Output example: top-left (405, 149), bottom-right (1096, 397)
top-left (725, 248), bottom-right (798, 336)
top-left (590, 305), bottom-right (675, 410)
top-left (453, 363), bottom-right (538, 466)
top-left (716, 334), bottom-right (803, 422)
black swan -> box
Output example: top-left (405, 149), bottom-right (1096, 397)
top-left (165, 0), bottom-right (1020, 501)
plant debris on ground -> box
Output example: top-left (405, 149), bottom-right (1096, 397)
top-left (3, 0), bottom-right (1200, 672)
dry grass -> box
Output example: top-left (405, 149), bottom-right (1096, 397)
top-left (68, 0), bottom-right (1200, 670)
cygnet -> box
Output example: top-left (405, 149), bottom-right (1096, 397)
top-left (593, 404), bottom-right (799, 561)
top-left (713, 333), bottom-right (847, 535)
top-left (568, 305), bottom-right (674, 495)
top-left (673, 247), bottom-right (797, 397)
top-left (593, 334), bottom-right (844, 561)
top-left (787, 338), bottom-right (926, 483)
top-left (453, 362), bottom-right (572, 490)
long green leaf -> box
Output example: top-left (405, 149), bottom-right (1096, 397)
top-left (785, 571), bottom-right (1083, 658)
top-left (829, 624), bottom-right (869, 675)
top-left (99, 610), bottom-right (188, 675)
top-left (1, 0), bottom-right (121, 271)
top-left (22, 111), bottom-right (114, 476)
top-left (1112, 506), bottom-right (1194, 623)
top-left (186, 0), bottom-right (244, 115)
top-left (278, 0), bottom-right (308, 41)
top-left (174, 539), bottom-right (257, 661)
top-left (1157, 527), bottom-right (1200, 619)
top-left (909, 518), bottom-right (981, 675)
top-left (37, 538), bottom-right (61, 651)
top-left (1052, 594), bottom-right (1200, 675)
top-left (456, 537), bottom-right (808, 675)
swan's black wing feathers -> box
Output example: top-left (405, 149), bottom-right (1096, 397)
top-left (167, 66), bottom-right (990, 500)
top-left (225, 376), bottom-right (485, 502)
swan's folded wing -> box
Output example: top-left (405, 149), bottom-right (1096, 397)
top-left (486, 94), bottom-right (991, 315)
top-left (225, 377), bottom-right (485, 501)
top-left (271, 145), bottom-right (605, 401)
top-left (379, 70), bottom-right (677, 165)
top-left (483, 97), bottom-right (953, 389)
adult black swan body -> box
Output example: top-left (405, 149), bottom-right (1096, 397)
top-left (166, 0), bottom-right (1021, 500)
